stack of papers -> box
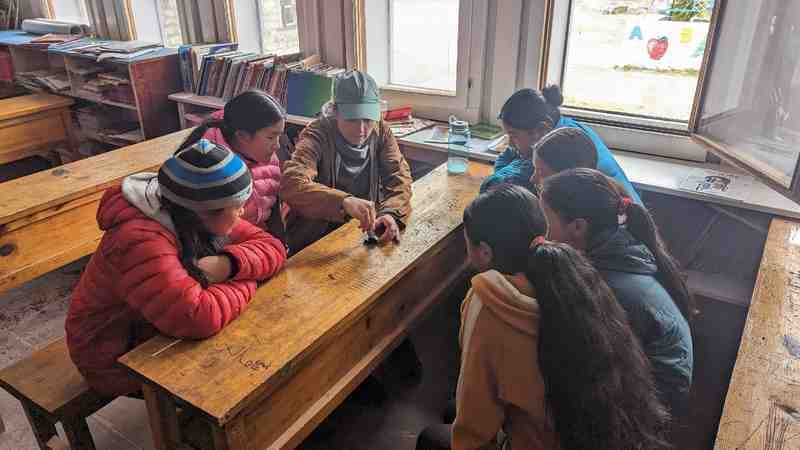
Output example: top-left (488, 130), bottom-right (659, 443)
top-left (16, 70), bottom-right (70, 92)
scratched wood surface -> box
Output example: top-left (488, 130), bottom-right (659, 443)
top-left (0, 129), bottom-right (191, 293)
top-left (714, 218), bottom-right (800, 450)
top-left (120, 162), bottom-right (491, 428)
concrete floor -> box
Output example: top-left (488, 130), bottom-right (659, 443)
top-left (0, 256), bottom-right (465, 450)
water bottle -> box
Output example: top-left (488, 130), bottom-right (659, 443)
top-left (447, 115), bottom-right (469, 174)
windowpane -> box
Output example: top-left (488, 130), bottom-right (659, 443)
top-left (697, 0), bottom-right (800, 189)
top-left (561, 0), bottom-right (715, 122)
top-left (389, 0), bottom-right (458, 92)
top-left (52, 0), bottom-right (88, 23)
top-left (158, 0), bottom-right (184, 47)
top-left (260, 0), bottom-right (300, 55)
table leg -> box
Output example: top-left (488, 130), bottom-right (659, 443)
top-left (211, 417), bottom-right (249, 450)
top-left (142, 383), bottom-right (182, 450)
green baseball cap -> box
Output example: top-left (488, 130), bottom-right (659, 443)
top-left (333, 70), bottom-right (381, 121)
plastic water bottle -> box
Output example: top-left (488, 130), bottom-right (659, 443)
top-left (447, 115), bottom-right (469, 174)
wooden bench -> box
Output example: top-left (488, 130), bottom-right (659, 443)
top-left (0, 338), bottom-right (112, 450)
top-left (0, 93), bottom-right (74, 165)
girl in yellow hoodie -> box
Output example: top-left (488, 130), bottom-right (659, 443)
top-left (417, 184), bottom-right (670, 450)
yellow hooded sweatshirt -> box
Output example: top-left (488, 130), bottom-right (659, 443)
top-left (452, 270), bottom-right (559, 450)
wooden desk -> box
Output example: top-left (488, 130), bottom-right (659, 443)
top-left (0, 93), bottom-right (74, 165)
top-left (120, 162), bottom-right (491, 450)
top-left (713, 218), bottom-right (800, 449)
top-left (0, 129), bottom-right (191, 293)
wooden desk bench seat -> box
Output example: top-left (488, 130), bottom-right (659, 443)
top-left (0, 93), bottom-right (74, 165)
top-left (0, 338), bottom-right (112, 450)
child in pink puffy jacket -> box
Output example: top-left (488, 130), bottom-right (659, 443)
top-left (178, 90), bottom-right (287, 244)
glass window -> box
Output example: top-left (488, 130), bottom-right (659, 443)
top-left (158, 0), bottom-right (184, 47)
top-left (260, 0), bottom-right (300, 55)
top-left (696, 0), bottom-right (800, 191)
top-left (388, 0), bottom-right (459, 92)
top-left (561, 0), bottom-right (715, 123)
top-left (51, 0), bottom-right (88, 23)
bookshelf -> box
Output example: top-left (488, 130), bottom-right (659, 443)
top-left (0, 31), bottom-right (180, 161)
top-left (169, 92), bottom-right (313, 129)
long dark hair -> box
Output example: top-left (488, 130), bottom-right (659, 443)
top-left (463, 184), bottom-right (671, 450)
top-left (161, 197), bottom-right (229, 288)
top-left (535, 127), bottom-right (598, 172)
top-left (178, 90), bottom-right (285, 152)
top-left (541, 168), bottom-right (696, 321)
top-left (498, 85), bottom-right (563, 131)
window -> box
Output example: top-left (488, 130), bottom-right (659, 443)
top-left (157, 0), bottom-right (184, 47)
top-left (387, 0), bottom-right (459, 93)
top-left (259, 0), bottom-right (300, 54)
top-left (280, 0), bottom-right (297, 28)
top-left (557, 0), bottom-right (715, 125)
top-left (128, 0), bottom-right (183, 46)
top-left (357, 0), bottom-right (486, 122)
top-left (693, 0), bottom-right (800, 200)
top-left (49, 0), bottom-right (88, 23)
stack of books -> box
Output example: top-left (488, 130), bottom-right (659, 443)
top-left (15, 69), bottom-right (70, 93)
top-left (178, 44), bottom-right (345, 118)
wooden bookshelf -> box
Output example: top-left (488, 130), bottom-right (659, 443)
top-left (169, 92), bottom-right (313, 129)
top-left (0, 31), bottom-right (181, 158)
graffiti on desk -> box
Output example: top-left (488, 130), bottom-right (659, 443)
top-left (210, 342), bottom-right (271, 373)
top-left (729, 400), bottom-right (800, 449)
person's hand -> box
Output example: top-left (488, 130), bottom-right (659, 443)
top-left (374, 214), bottom-right (400, 243)
top-left (342, 196), bottom-right (376, 231)
top-left (197, 255), bottom-right (233, 284)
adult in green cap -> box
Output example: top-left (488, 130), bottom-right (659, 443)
top-left (281, 69), bottom-right (412, 252)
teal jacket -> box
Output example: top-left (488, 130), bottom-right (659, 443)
top-left (480, 117), bottom-right (643, 204)
top-left (589, 228), bottom-right (693, 415)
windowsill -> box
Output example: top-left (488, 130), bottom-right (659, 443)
top-left (381, 84), bottom-right (458, 97)
top-left (397, 129), bottom-right (800, 219)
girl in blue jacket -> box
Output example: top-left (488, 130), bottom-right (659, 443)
top-left (540, 168), bottom-right (694, 418)
top-left (481, 86), bottom-right (642, 204)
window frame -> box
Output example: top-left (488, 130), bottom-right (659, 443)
top-left (44, 0), bottom-right (89, 24)
top-left (535, 0), bottom-right (712, 161)
top-left (352, 0), bottom-right (487, 123)
top-left (689, 0), bottom-right (800, 203)
top-left (229, 0), bottom-right (305, 55)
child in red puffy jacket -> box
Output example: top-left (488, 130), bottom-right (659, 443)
top-left (65, 139), bottom-right (287, 397)
top-left (183, 90), bottom-right (287, 244)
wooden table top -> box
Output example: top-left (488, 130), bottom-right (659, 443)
top-left (120, 162), bottom-right (491, 426)
top-left (0, 93), bottom-right (73, 122)
top-left (0, 129), bottom-right (191, 227)
top-left (714, 218), bottom-right (800, 449)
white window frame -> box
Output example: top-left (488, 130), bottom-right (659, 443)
top-left (231, 0), bottom-right (306, 55)
top-left (129, 0), bottom-right (167, 44)
top-left (47, 0), bottom-right (89, 24)
top-left (530, 0), bottom-right (708, 161)
top-left (352, 0), bottom-right (487, 123)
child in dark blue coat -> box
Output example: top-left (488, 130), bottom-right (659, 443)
top-left (540, 168), bottom-right (694, 417)
top-left (481, 86), bottom-right (642, 204)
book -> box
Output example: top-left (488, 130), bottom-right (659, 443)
top-left (285, 70), bottom-right (334, 117)
top-left (677, 167), bottom-right (755, 201)
top-left (470, 122), bottom-right (503, 140)
top-left (386, 116), bottom-right (436, 137)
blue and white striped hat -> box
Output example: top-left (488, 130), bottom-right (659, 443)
top-left (158, 139), bottom-right (253, 211)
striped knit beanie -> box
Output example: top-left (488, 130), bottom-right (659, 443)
top-left (158, 139), bottom-right (253, 211)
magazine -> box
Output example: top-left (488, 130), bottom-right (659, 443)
top-left (677, 167), bottom-right (755, 200)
